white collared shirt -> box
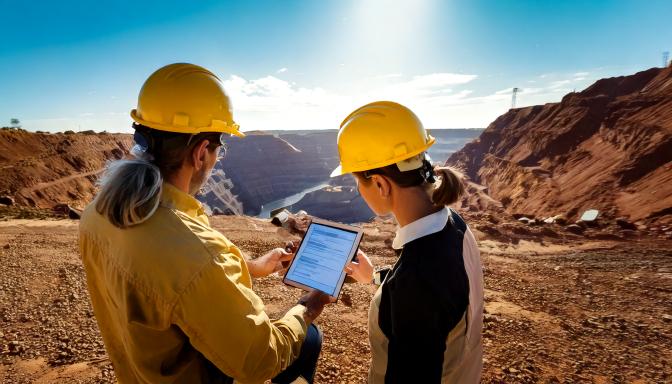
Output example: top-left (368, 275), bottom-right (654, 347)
top-left (392, 207), bottom-right (449, 250)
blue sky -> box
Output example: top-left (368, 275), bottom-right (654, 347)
top-left (1, 0), bottom-right (671, 132)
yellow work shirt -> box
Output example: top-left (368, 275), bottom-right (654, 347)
top-left (79, 182), bottom-right (307, 383)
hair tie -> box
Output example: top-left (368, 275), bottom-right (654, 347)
top-left (131, 130), bottom-right (156, 162)
top-left (421, 159), bottom-right (436, 183)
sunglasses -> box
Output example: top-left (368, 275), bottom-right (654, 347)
top-left (200, 133), bottom-right (229, 162)
top-left (215, 143), bottom-right (228, 162)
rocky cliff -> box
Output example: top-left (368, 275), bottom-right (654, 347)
top-left (218, 131), bottom-right (338, 215)
top-left (447, 66), bottom-right (672, 225)
top-left (289, 185), bottom-right (375, 224)
top-left (0, 127), bottom-right (483, 220)
top-left (197, 169), bottom-right (244, 215)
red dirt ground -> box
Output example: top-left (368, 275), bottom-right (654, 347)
top-left (1, 215), bottom-right (670, 383)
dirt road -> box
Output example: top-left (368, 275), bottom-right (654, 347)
top-left (0, 217), bottom-right (670, 383)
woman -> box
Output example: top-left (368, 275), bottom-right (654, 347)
top-left (333, 101), bottom-right (484, 383)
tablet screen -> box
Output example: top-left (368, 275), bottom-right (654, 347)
top-left (285, 223), bottom-right (359, 296)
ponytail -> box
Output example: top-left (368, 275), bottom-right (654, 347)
top-left (431, 166), bottom-right (465, 206)
top-left (354, 158), bottom-right (466, 207)
top-left (95, 157), bottom-right (162, 229)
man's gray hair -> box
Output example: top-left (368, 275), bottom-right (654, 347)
top-left (95, 148), bottom-right (163, 228)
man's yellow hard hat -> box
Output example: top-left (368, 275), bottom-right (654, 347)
top-left (130, 63), bottom-right (244, 137)
top-left (330, 101), bottom-right (435, 177)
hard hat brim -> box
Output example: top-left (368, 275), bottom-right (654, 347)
top-left (130, 110), bottom-right (245, 137)
top-left (329, 165), bottom-right (344, 178)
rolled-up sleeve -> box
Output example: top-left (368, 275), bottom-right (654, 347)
top-left (172, 251), bottom-right (307, 384)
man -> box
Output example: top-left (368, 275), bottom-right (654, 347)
top-left (79, 63), bottom-right (330, 383)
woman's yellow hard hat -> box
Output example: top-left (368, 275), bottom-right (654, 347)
top-left (331, 101), bottom-right (435, 177)
top-left (130, 63), bottom-right (244, 137)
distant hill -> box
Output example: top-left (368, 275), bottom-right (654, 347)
top-left (0, 127), bottom-right (482, 218)
top-left (447, 66), bottom-right (672, 226)
top-left (0, 129), bottom-right (132, 208)
top-left (212, 129), bottom-right (481, 216)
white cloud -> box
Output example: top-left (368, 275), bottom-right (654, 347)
top-left (276, 67), bottom-right (288, 73)
top-left (375, 73), bottom-right (476, 100)
top-left (27, 69), bottom-right (603, 133)
top-left (224, 75), bottom-right (335, 111)
top-left (549, 79), bottom-right (572, 89)
top-left (223, 75), bottom-right (345, 130)
top-left (222, 72), bottom-right (481, 130)
top-left (405, 73), bottom-right (477, 88)
top-left (494, 88), bottom-right (514, 95)
top-left (219, 69), bottom-right (603, 130)
top-left (374, 73), bottom-right (404, 80)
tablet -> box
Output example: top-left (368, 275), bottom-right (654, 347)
top-left (283, 218), bottom-right (364, 301)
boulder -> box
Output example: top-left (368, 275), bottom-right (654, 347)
top-left (0, 196), bottom-right (14, 206)
top-left (543, 216), bottom-right (556, 224)
top-left (269, 209), bottom-right (310, 235)
top-left (566, 224), bottom-right (585, 234)
top-left (270, 209), bottom-right (291, 227)
top-left (52, 203), bottom-right (82, 220)
top-left (580, 209), bottom-right (599, 222)
top-left (543, 214), bottom-right (568, 225)
top-left (68, 207), bottom-right (82, 220)
top-left (53, 203), bottom-right (70, 215)
top-left (517, 217), bottom-right (534, 225)
top-left (615, 217), bottom-right (637, 230)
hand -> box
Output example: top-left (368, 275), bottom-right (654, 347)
top-left (248, 248), bottom-right (293, 278)
top-left (280, 240), bottom-right (301, 270)
top-left (298, 290), bottom-right (332, 323)
top-left (284, 240), bottom-right (300, 254)
top-left (344, 249), bottom-right (374, 284)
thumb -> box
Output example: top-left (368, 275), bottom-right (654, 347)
top-left (277, 249), bottom-right (293, 261)
top-left (344, 261), bottom-right (358, 274)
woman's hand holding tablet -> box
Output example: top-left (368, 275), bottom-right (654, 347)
top-left (344, 249), bottom-right (374, 284)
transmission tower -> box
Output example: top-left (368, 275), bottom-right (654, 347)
top-left (511, 87), bottom-right (521, 108)
top-left (663, 51), bottom-right (670, 67)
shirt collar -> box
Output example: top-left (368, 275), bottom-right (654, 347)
top-left (160, 182), bottom-right (206, 219)
top-left (392, 207), bottom-right (449, 249)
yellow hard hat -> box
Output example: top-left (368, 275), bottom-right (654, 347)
top-left (130, 63), bottom-right (244, 137)
top-left (330, 101), bottom-right (435, 177)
